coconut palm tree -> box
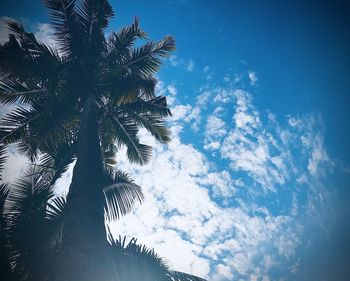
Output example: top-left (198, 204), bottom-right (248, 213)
top-left (0, 1), bottom-right (175, 280)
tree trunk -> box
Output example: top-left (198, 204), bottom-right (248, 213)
top-left (55, 94), bottom-right (110, 281)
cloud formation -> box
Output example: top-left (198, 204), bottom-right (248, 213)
top-left (0, 26), bottom-right (332, 279)
top-left (109, 77), bottom-right (331, 280)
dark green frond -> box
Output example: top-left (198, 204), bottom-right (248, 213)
top-left (0, 182), bottom-right (10, 213)
top-left (0, 144), bottom-right (7, 181)
top-left (0, 75), bottom-right (47, 105)
top-left (46, 196), bottom-right (66, 248)
top-left (103, 170), bottom-right (143, 220)
top-left (77, 0), bottom-right (114, 31)
top-left (109, 235), bottom-right (171, 281)
top-left (101, 74), bottom-right (157, 106)
top-left (47, 196), bottom-right (66, 222)
top-left (3, 165), bottom-right (61, 281)
top-left (107, 17), bottom-right (147, 63)
top-left (1, 21), bottom-right (61, 85)
top-left (6, 20), bottom-right (61, 64)
top-left (122, 96), bottom-right (172, 117)
top-left (0, 106), bottom-right (40, 145)
top-left (0, 34), bottom-right (40, 87)
top-left (128, 113), bottom-right (171, 143)
top-left (119, 96), bottom-right (172, 143)
top-left (126, 36), bottom-right (176, 76)
top-left (105, 111), bottom-right (152, 165)
top-left (38, 138), bottom-right (77, 187)
top-left (43, 0), bottom-right (81, 56)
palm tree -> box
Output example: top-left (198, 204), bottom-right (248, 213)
top-left (2, 166), bottom-right (63, 281)
top-left (0, 1), bottom-right (175, 280)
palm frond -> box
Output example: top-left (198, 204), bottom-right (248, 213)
top-left (2, 165), bottom-right (63, 281)
top-left (46, 196), bottom-right (66, 222)
top-left (0, 98), bottom-right (79, 162)
top-left (0, 77), bottom-right (47, 105)
top-left (109, 234), bottom-right (171, 281)
top-left (6, 20), bottom-right (61, 64)
top-left (105, 111), bottom-right (152, 165)
top-left (128, 113), bottom-right (171, 144)
top-left (1, 21), bottom-right (61, 90)
top-left (106, 17), bottom-right (147, 63)
top-left (37, 137), bottom-right (77, 187)
top-left (0, 144), bottom-right (7, 181)
top-left (101, 74), bottom-right (157, 106)
top-left (0, 34), bottom-right (39, 87)
top-left (0, 106), bottom-right (40, 145)
top-left (103, 170), bottom-right (143, 221)
top-left (126, 35), bottom-right (175, 76)
top-left (122, 96), bottom-right (172, 117)
top-left (118, 96), bottom-right (171, 143)
top-left (0, 182), bottom-right (10, 213)
top-left (46, 196), bottom-right (66, 248)
top-left (76, 0), bottom-right (114, 31)
top-left (43, 0), bottom-right (81, 56)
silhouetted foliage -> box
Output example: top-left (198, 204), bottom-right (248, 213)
top-left (0, 0), bottom-right (207, 281)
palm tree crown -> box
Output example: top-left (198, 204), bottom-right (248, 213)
top-left (0, 0), bottom-right (174, 177)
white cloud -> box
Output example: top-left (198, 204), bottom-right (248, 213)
top-left (186, 59), bottom-right (195, 72)
top-left (34, 22), bottom-right (55, 46)
top-left (168, 55), bottom-right (195, 73)
top-left (167, 84), bottom-right (177, 96)
top-left (248, 71), bottom-right (258, 85)
top-left (216, 264), bottom-right (233, 280)
top-left (1, 145), bottom-right (28, 182)
top-left (0, 18), bottom-right (55, 47)
top-left (304, 134), bottom-right (329, 176)
top-left (169, 55), bottom-right (180, 66)
top-left (204, 115), bottom-right (227, 151)
top-left (108, 80), bottom-right (320, 280)
top-left (0, 17), bottom-right (12, 44)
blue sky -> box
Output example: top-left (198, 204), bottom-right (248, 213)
top-left (1, 1), bottom-right (350, 280)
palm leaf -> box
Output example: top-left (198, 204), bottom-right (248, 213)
top-left (4, 166), bottom-right (54, 280)
top-left (43, 0), bottom-right (82, 57)
top-left (0, 106), bottom-right (40, 145)
top-left (1, 22), bottom-right (61, 89)
top-left (122, 96), bottom-right (172, 117)
top-left (0, 144), bottom-right (7, 181)
top-left (105, 111), bottom-right (152, 165)
top-left (76, 0), bottom-right (114, 32)
top-left (106, 17), bottom-right (147, 63)
top-left (107, 233), bottom-right (208, 281)
top-left (46, 196), bottom-right (66, 249)
top-left (126, 35), bottom-right (175, 76)
top-left (101, 74), bottom-right (157, 105)
top-left (109, 234), bottom-right (171, 281)
top-left (0, 182), bottom-right (10, 214)
top-left (103, 171), bottom-right (144, 221)
top-left (128, 113), bottom-right (171, 143)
